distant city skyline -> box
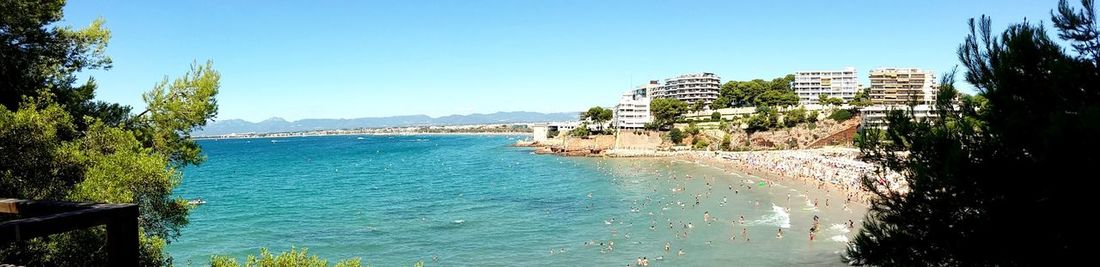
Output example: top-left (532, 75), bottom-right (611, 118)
top-left (63, 0), bottom-right (1051, 121)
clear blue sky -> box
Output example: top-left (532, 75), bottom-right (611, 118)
top-left (62, 0), bottom-right (1053, 122)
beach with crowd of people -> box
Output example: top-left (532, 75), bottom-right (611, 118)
top-left (555, 147), bottom-right (881, 266)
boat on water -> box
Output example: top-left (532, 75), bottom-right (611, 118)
top-left (188, 198), bottom-right (206, 206)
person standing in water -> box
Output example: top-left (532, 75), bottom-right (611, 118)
top-left (777, 228), bottom-right (783, 239)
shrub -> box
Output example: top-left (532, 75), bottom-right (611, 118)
top-left (808, 110), bottom-right (820, 123)
top-left (685, 122), bottom-right (700, 136)
top-left (546, 129), bottom-right (559, 138)
top-left (720, 134), bottom-right (732, 150)
top-left (784, 107), bottom-right (807, 127)
top-left (210, 247), bottom-right (362, 267)
top-left (669, 128), bottom-right (684, 144)
top-left (745, 113), bottom-right (771, 133)
top-left (569, 123), bottom-right (590, 137)
top-left (828, 109), bottom-right (853, 121)
top-left (693, 137), bottom-right (709, 149)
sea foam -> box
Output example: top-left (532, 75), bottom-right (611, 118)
top-left (750, 204), bottom-right (792, 228)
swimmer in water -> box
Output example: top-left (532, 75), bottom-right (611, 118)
top-left (678, 248), bottom-right (685, 256)
top-left (777, 228), bottom-right (783, 239)
top-left (665, 242), bottom-right (671, 252)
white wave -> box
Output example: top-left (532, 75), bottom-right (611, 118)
top-left (830, 235), bottom-right (849, 242)
top-left (749, 204), bottom-right (791, 228)
top-left (804, 198), bottom-right (820, 212)
top-left (453, 219), bottom-right (465, 224)
top-left (829, 223), bottom-right (851, 234)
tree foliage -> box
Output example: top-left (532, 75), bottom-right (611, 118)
top-left (689, 100), bottom-right (706, 113)
top-left (1, 2), bottom-right (220, 265)
top-left (784, 106), bottom-right (808, 127)
top-left (827, 109), bottom-right (853, 121)
top-left (744, 106), bottom-right (778, 134)
top-left (818, 94), bottom-right (844, 106)
top-left (581, 106), bottom-right (613, 133)
top-left (568, 123), bottom-right (590, 137)
top-left (684, 122), bottom-right (700, 136)
top-left (650, 98), bottom-right (687, 128)
top-left (692, 137), bottom-right (709, 149)
top-left (668, 128), bottom-right (684, 144)
top-left (210, 247), bottom-right (362, 267)
top-left (720, 134), bottom-right (732, 151)
top-left (713, 75), bottom-right (797, 108)
top-left (849, 88), bottom-right (874, 107)
top-left (846, 1), bottom-right (1097, 265)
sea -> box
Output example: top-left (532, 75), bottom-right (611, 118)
top-left (169, 135), bottom-right (862, 266)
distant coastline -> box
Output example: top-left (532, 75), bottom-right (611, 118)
top-left (195, 125), bottom-right (532, 140)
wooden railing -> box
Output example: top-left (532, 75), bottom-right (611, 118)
top-left (0, 198), bottom-right (138, 267)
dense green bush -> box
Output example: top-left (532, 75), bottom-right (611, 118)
top-left (568, 123), bottom-right (590, 137)
top-left (693, 137), bottom-right (709, 149)
top-left (210, 247), bottom-right (364, 267)
top-left (828, 109), bottom-right (853, 121)
top-left (669, 128), bottom-right (684, 144)
top-left (720, 134), bottom-right (732, 150)
top-left (685, 123), bottom-right (700, 136)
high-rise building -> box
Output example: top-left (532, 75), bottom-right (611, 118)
top-left (792, 67), bottom-right (859, 104)
top-left (868, 68), bottom-right (938, 105)
top-left (652, 72), bottom-right (721, 105)
top-left (614, 81), bottom-right (658, 129)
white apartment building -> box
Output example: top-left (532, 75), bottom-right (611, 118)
top-left (614, 81), bottom-right (658, 129)
top-left (653, 72), bottom-right (721, 105)
top-left (793, 67), bottom-right (859, 104)
top-left (869, 68), bottom-right (938, 106)
top-left (860, 104), bottom-right (939, 128)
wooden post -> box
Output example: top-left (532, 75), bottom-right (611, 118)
top-left (106, 205), bottom-right (139, 267)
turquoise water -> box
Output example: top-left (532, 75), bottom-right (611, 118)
top-left (170, 135), bottom-right (861, 266)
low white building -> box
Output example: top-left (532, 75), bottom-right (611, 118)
top-left (531, 124), bottom-right (550, 142)
top-left (547, 121), bottom-right (603, 133)
top-left (860, 104), bottom-right (938, 128)
top-left (614, 81), bottom-right (658, 129)
top-left (793, 67), bottom-right (860, 104)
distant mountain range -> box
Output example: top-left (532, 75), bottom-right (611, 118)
top-left (194, 111), bottom-right (581, 136)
